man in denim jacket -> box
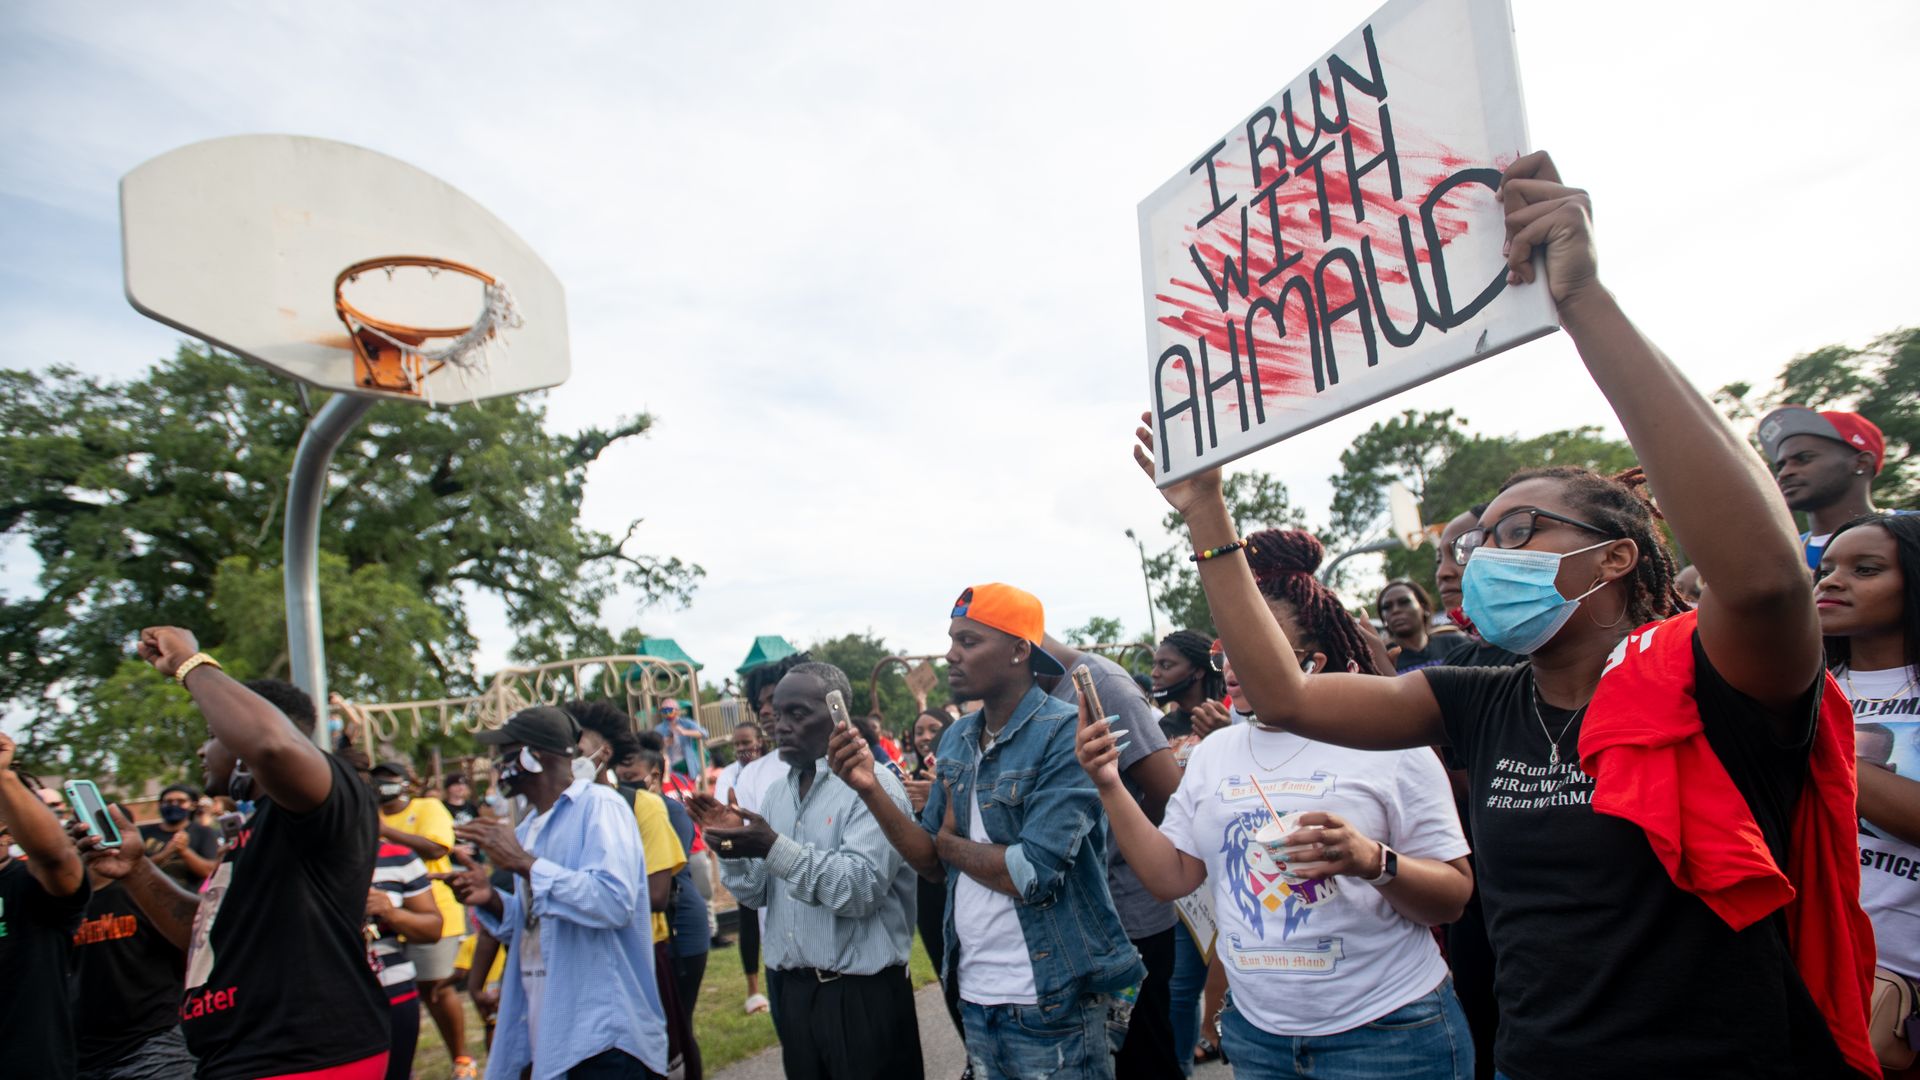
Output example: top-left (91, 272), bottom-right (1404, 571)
top-left (831, 583), bottom-right (1145, 1080)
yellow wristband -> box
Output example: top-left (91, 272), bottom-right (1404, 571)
top-left (174, 652), bottom-right (222, 686)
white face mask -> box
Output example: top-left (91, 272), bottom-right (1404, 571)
top-left (570, 753), bottom-right (602, 785)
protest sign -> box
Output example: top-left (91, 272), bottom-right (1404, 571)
top-left (1138, 0), bottom-right (1557, 485)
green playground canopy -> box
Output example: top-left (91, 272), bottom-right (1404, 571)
top-left (630, 636), bottom-right (702, 672)
top-left (736, 635), bottom-right (798, 676)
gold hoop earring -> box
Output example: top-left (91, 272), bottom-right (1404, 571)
top-left (1592, 581), bottom-right (1629, 628)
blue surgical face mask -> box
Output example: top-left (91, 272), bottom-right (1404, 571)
top-left (1461, 540), bottom-right (1613, 655)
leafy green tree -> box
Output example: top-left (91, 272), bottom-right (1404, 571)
top-left (1064, 615), bottom-right (1128, 648)
top-left (0, 346), bottom-right (699, 785)
top-left (1146, 470), bottom-right (1309, 636)
top-left (1717, 326), bottom-right (1919, 508)
top-left (1327, 409), bottom-right (1470, 545)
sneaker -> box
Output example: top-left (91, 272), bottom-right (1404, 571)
top-left (744, 993), bottom-right (770, 1015)
top-left (452, 1057), bottom-right (479, 1080)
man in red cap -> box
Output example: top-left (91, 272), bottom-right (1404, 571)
top-left (830, 583), bottom-right (1145, 1080)
top-left (1757, 405), bottom-right (1904, 569)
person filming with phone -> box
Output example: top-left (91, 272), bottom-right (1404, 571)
top-left (0, 730), bottom-right (91, 1080)
top-left (70, 627), bottom-right (389, 1080)
top-left (687, 661), bottom-right (924, 1080)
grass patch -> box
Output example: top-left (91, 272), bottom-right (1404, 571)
top-left (410, 935), bottom-right (939, 1079)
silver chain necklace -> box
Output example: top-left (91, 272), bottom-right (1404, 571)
top-left (1246, 724), bottom-right (1312, 774)
top-left (1530, 673), bottom-right (1588, 777)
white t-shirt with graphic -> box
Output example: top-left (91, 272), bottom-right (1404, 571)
top-left (1160, 724), bottom-right (1467, 1036)
top-left (1842, 665), bottom-right (1920, 979)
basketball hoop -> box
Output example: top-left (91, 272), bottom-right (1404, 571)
top-left (333, 256), bottom-right (523, 402)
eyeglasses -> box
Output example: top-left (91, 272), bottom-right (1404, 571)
top-left (1450, 507), bottom-right (1615, 564)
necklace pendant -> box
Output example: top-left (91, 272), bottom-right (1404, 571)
top-left (1549, 745), bottom-right (1560, 768)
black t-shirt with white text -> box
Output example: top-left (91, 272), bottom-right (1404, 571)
top-left (0, 858), bottom-right (92, 1080)
top-left (74, 881), bottom-right (186, 1069)
top-left (179, 755), bottom-right (387, 1079)
top-left (1423, 635), bottom-right (1849, 1079)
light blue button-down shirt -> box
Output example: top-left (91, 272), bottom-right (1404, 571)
top-left (474, 779), bottom-right (668, 1080)
top-left (718, 758), bottom-right (916, 975)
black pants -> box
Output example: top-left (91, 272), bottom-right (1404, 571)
top-left (385, 991), bottom-right (420, 1080)
top-left (654, 940), bottom-right (701, 1080)
top-left (738, 903), bottom-right (761, 974)
top-left (767, 965), bottom-right (925, 1080)
top-left (1446, 873), bottom-right (1498, 1080)
top-left (673, 950), bottom-right (709, 1013)
top-left (916, 873), bottom-right (964, 1038)
top-left (1113, 925), bottom-right (1180, 1080)
top-left (565, 1048), bottom-right (663, 1079)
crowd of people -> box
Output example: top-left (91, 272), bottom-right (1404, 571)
top-left (0, 150), bottom-right (1914, 1080)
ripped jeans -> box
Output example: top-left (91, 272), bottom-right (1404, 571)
top-left (961, 995), bottom-right (1112, 1080)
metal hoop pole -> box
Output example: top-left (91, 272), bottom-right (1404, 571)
top-left (285, 393), bottom-right (377, 751)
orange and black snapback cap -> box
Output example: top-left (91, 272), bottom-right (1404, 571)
top-left (950, 583), bottom-right (1066, 676)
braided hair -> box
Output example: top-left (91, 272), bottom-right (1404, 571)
top-left (1246, 528), bottom-right (1386, 676)
top-left (1159, 629), bottom-right (1227, 700)
top-left (1499, 465), bottom-right (1684, 627)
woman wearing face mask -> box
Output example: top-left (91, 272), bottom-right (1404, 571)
top-left (1130, 153), bottom-right (1875, 1079)
top-left (1152, 630), bottom-right (1230, 765)
top-left (1818, 513), bottom-right (1920, 1073)
top-left (1079, 528), bottom-right (1475, 1079)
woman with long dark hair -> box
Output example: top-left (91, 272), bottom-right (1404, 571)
top-left (1818, 512), bottom-right (1920, 1072)
top-left (1122, 153), bottom-right (1877, 1079)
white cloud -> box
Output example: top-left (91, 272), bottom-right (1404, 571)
top-left (3, 0), bottom-right (1916, 684)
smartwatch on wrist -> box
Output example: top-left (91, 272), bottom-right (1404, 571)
top-left (1367, 845), bottom-right (1399, 885)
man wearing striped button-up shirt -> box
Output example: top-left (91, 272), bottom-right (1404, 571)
top-left (690, 661), bottom-right (923, 1080)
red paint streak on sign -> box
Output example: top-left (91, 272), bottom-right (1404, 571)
top-left (1154, 85), bottom-right (1498, 409)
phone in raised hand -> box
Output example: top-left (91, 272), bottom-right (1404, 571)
top-left (63, 779), bottom-right (122, 848)
top-left (827, 690), bottom-right (906, 782)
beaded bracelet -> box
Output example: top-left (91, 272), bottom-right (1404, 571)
top-left (1190, 539), bottom-right (1254, 563)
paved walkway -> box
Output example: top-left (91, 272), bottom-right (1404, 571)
top-left (711, 981), bottom-right (1233, 1079)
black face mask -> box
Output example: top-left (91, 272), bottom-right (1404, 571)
top-left (1151, 671), bottom-right (1199, 703)
top-left (159, 803), bottom-right (193, 825)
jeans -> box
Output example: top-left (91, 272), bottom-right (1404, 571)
top-left (1169, 922), bottom-right (1210, 1076)
top-left (962, 995), bottom-right (1113, 1080)
top-left (77, 1026), bottom-right (196, 1080)
top-left (1217, 981), bottom-right (1473, 1080)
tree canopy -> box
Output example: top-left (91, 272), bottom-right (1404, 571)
top-left (0, 346), bottom-right (699, 786)
top-left (1718, 326), bottom-right (1919, 508)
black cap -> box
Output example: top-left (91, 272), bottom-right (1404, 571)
top-left (476, 705), bottom-right (581, 757)
top-left (370, 760), bottom-right (412, 779)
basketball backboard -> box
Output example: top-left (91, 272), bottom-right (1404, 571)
top-left (121, 135), bottom-right (568, 403)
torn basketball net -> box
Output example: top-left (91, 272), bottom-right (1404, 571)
top-left (334, 257), bottom-right (524, 404)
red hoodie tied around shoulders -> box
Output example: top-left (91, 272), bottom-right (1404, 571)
top-left (1578, 609), bottom-right (1878, 1078)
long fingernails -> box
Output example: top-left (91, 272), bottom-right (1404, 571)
top-left (1114, 739), bottom-right (1131, 753)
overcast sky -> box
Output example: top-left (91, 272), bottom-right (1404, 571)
top-left (3, 1), bottom-right (1916, 689)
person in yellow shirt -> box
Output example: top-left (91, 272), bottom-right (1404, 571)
top-left (371, 761), bottom-right (476, 1080)
top-left (565, 700), bottom-right (702, 1080)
